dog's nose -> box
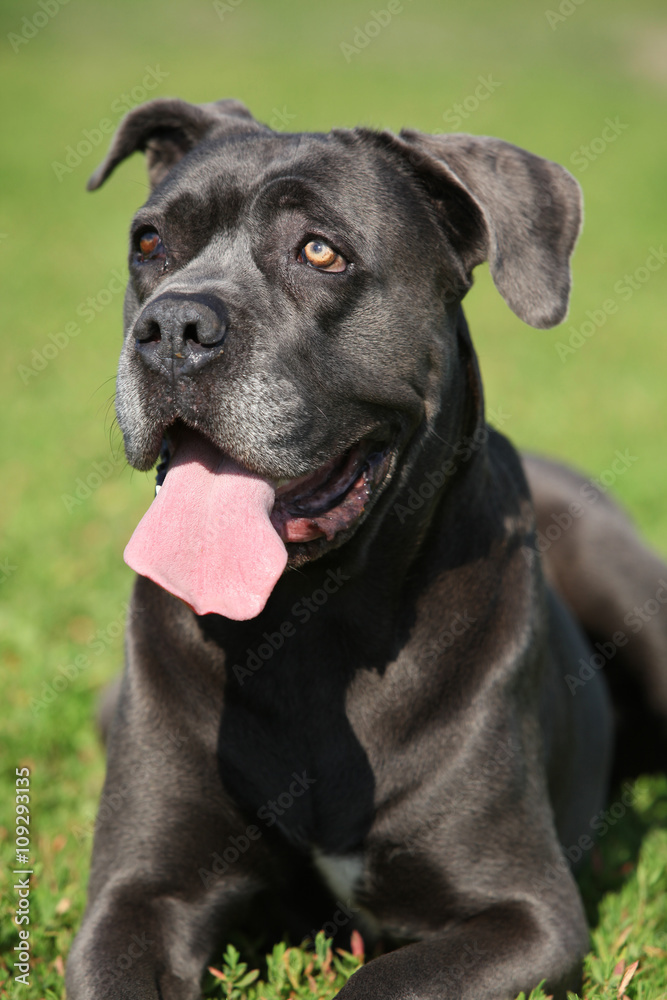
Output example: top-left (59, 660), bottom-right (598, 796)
top-left (133, 292), bottom-right (227, 374)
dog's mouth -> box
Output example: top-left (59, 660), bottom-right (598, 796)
top-left (272, 438), bottom-right (393, 545)
top-left (124, 425), bottom-right (394, 621)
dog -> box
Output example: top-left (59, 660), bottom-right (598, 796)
top-left (66, 98), bottom-right (667, 1000)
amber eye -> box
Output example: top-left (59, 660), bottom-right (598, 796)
top-left (137, 231), bottom-right (162, 259)
top-left (299, 240), bottom-right (347, 272)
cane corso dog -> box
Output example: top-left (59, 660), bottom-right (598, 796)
top-left (66, 98), bottom-right (667, 999)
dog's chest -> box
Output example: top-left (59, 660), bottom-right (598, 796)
top-left (217, 668), bottom-right (377, 856)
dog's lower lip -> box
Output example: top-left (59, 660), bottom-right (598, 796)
top-left (271, 438), bottom-right (392, 544)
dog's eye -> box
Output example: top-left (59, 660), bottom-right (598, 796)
top-left (299, 240), bottom-right (347, 273)
top-left (136, 231), bottom-right (164, 261)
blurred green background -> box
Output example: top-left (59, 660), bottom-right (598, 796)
top-left (1, 0), bottom-right (666, 996)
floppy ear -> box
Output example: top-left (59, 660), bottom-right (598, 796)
top-left (87, 97), bottom-right (266, 192)
top-left (384, 130), bottom-right (582, 329)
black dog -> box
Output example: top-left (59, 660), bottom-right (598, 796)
top-left (66, 98), bottom-right (667, 999)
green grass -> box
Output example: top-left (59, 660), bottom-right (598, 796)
top-left (1, 0), bottom-right (666, 996)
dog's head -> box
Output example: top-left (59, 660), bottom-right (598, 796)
top-left (90, 97), bottom-right (581, 619)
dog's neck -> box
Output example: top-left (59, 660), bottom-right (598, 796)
top-left (254, 309), bottom-right (493, 623)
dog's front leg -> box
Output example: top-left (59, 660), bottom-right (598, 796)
top-left (66, 876), bottom-right (257, 1000)
top-left (66, 674), bottom-right (269, 999)
top-left (336, 899), bottom-right (586, 1000)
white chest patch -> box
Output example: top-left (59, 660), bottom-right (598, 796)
top-left (312, 847), bottom-right (364, 903)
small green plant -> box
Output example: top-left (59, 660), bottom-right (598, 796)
top-left (203, 933), bottom-right (364, 1000)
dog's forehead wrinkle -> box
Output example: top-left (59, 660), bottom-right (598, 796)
top-left (196, 131), bottom-right (416, 226)
top-left (243, 175), bottom-right (358, 236)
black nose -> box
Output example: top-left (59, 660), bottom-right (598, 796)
top-left (133, 291), bottom-right (228, 374)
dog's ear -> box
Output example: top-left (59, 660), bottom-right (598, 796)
top-left (87, 97), bottom-right (265, 192)
top-left (385, 130), bottom-right (582, 329)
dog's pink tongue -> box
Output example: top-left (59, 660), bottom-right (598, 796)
top-left (124, 432), bottom-right (288, 620)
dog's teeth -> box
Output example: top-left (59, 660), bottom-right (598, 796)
top-left (275, 477), bottom-right (291, 488)
top-left (155, 484), bottom-right (162, 496)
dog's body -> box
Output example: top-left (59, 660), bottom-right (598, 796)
top-left (66, 99), bottom-right (667, 1000)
